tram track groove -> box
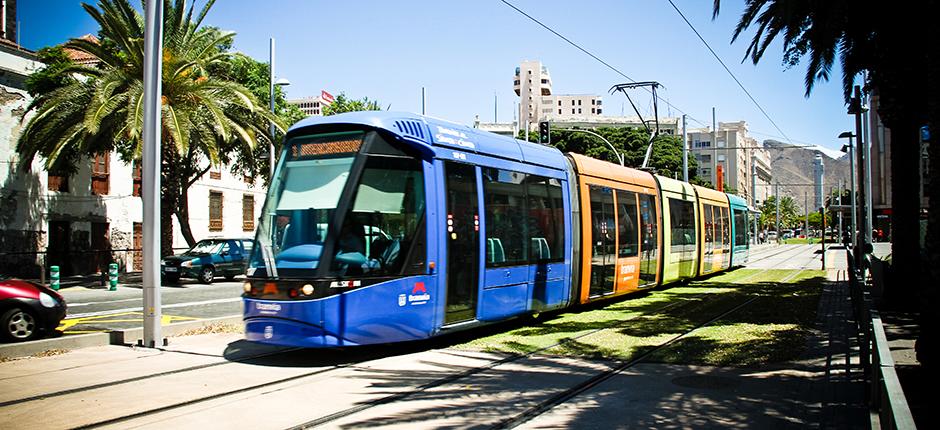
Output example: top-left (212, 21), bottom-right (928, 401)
top-left (284, 285), bottom-right (745, 429)
top-left (488, 294), bottom-right (761, 429)
top-left (0, 345), bottom-right (303, 408)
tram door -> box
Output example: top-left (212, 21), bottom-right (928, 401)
top-left (444, 162), bottom-right (480, 324)
top-left (588, 186), bottom-right (616, 297)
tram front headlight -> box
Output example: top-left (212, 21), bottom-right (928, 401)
top-left (301, 284), bottom-right (314, 296)
top-left (243, 282), bottom-right (252, 294)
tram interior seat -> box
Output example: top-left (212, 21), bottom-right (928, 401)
top-left (531, 237), bottom-right (550, 260)
top-left (487, 238), bottom-right (506, 264)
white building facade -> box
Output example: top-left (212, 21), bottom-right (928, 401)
top-left (687, 121), bottom-right (771, 206)
top-left (0, 35), bottom-right (266, 277)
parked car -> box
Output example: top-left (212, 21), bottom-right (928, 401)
top-left (161, 238), bottom-right (253, 284)
top-left (766, 231), bottom-right (778, 241)
top-left (0, 276), bottom-right (67, 342)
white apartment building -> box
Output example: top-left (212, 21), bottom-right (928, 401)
top-left (542, 94), bottom-right (603, 120)
top-left (688, 121), bottom-right (771, 206)
top-left (515, 60), bottom-right (553, 129)
top-left (0, 32), bottom-right (266, 277)
top-left (289, 92), bottom-right (333, 117)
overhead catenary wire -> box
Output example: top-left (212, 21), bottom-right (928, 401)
top-left (664, 0), bottom-right (794, 145)
top-left (498, 0), bottom-right (710, 128)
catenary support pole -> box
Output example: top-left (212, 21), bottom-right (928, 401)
top-left (775, 181), bottom-right (780, 244)
top-left (682, 114), bottom-right (688, 182)
top-left (853, 85), bottom-right (868, 270)
top-left (422, 87), bottom-right (426, 115)
top-left (268, 38), bottom-right (276, 180)
top-left (142, 0), bottom-right (163, 348)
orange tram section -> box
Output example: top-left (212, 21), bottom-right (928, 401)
top-left (568, 153), bottom-right (743, 306)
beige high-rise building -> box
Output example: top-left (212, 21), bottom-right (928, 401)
top-left (515, 60), bottom-right (553, 128)
top-left (688, 121), bottom-right (770, 206)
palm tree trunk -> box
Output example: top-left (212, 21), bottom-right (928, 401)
top-left (160, 139), bottom-right (179, 258)
top-left (920, 0), bottom-right (940, 367)
top-left (175, 185), bottom-right (197, 248)
top-left (887, 120), bottom-right (921, 307)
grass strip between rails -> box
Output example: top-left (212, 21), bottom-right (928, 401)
top-left (454, 269), bottom-right (827, 368)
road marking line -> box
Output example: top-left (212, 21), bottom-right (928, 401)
top-left (66, 297), bottom-right (241, 319)
top-left (67, 298), bottom-right (141, 307)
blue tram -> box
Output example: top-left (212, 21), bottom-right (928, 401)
top-left (242, 111), bottom-right (751, 347)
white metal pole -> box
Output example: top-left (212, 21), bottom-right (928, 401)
top-left (421, 87), bottom-right (426, 115)
top-left (142, 0), bottom-right (163, 348)
top-left (775, 181), bottom-right (780, 243)
top-left (268, 38), bottom-right (276, 180)
top-left (682, 114), bottom-right (688, 182)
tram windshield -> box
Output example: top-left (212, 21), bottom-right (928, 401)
top-left (250, 130), bottom-right (426, 278)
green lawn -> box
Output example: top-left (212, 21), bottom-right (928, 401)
top-left (783, 238), bottom-right (821, 244)
top-left (452, 269), bottom-right (826, 367)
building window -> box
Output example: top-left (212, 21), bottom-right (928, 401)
top-left (48, 170), bottom-right (69, 192)
top-left (699, 154), bottom-right (712, 163)
top-left (209, 191), bottom-right (223, 231)
top-left (596, 100), bottom-right (602, 105)
top-left (578, 108), bottom-right (582, 114)
top-left (242, 194), bottom-right (255, 231)
top-left (571, 109), bottom-right (575, 114)
top-left (578, 100), bottom-right (582, 106)
top-left (717, 154), bottom-right (726, 162)
top-left (571, 100), bottom-right (575, 106)
top-left (557, 100), bottom-right (561, 106)
top-left (592, 99), bottom-right (596, 105)
top-left (592, 108), bottom-right (596, 114)
top-left (209, 165), bottom-right (221, 180)
top-left (597, 108), bottom-right (602, 114)
top-left (132, 160), bottom-right (142, 197)
top-left (91, 152), bottom-right (110, 195)
top-left (558, 109), bottom-right (562, 114)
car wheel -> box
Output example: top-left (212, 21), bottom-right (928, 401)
top-left (1, 308), bottom-right (39, 342)
top-left (199, 266), bottom-right (215, 284)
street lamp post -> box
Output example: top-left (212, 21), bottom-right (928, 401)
top-left (269, 38), bottom-right (290, 180)
top-left (555, 128), bottom-right (624, 166)
top-left (839, 131), bottom-right (857, 257)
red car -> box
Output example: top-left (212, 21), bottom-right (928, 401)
top-left (0, 276), bottom-right (67, 342)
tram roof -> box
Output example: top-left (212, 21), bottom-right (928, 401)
top-left (288, 111), bottom-right (568, 171)
top-left (692, 184), bottom-right (730, 206)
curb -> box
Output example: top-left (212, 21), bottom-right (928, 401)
top-left (0, 315), bottom-right (244, 360)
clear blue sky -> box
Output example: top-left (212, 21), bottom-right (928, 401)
top-left (19, 0), bottom-right (855, 153)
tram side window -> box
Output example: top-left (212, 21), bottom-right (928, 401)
top-left (483, 168), bottom-right (528, 266)
top-left (721, 207), bottom-right (731, 252)
top-left (525, 175), bottom-right (565, 262)
top-left (616, 190), bottom-right (638, 258)
top-left (734, 209), bottom-right (748, 247)
top-left (703, 204), bottom-right (715, 255)
top-left (668, 198), bottom-right (696, 253)
top-left (329, 156), bottom-right (425, 276)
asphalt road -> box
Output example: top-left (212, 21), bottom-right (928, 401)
top-left (55, 277), bottom-right (244, 335)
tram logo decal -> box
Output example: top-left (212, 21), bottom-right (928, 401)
top-left (256, 303), bottom-right (282, 315)
top-left (406, 282), bottom-right (430, 306)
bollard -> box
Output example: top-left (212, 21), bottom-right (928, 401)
top-left (50, 265), bottom-right (60, 291)
top-left (109, 263), bottom-right (119, 291)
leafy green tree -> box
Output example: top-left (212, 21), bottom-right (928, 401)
top-left (541, 127), bottom-right (702, 181)
top-left (322, 93), bottom-right (382, 116)
top-left (17, 0), bottom-right (283, 254)
top-left (761, 195), bottom-right (800, 229)
top-left (25, 47), bottom-right (77, 97)
top-left (210, 53), bottom-right (304, 183)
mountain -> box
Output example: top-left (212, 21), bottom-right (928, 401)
top-left (763, 139), bottom-right (852, 212)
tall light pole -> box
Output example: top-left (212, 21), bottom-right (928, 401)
top-left (840, 131), bottom-right (857, 256)
top-left (775, 180), bottom-right (780, 244)
top-left (682, 114), bottom-right (688, 181)
top-left (141, 0), bottom-right (163, 348)
top-left (556, 128), bottom-right (624, 166)
top-left (269, 38), bottom-right (290, 180)
top-left (849, 86), bottom-right (870, 267)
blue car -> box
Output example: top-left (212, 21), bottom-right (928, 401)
top-left (161, 238), bottom-right (253, 284)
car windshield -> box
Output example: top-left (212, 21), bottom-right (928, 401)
top-left (186, 240), bottom-right (225, 255)
top-left (249, 130), bottom-right (426, 279)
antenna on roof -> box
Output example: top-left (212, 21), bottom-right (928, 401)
top-left (609, 81), bottom-right (662, 169)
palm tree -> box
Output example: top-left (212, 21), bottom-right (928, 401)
top-left (712, 0), bottom-right (933, 297)
top-left (713, 0), bottom-right (938, 366)
top-left (18, 0), bottom-right (283, 255)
